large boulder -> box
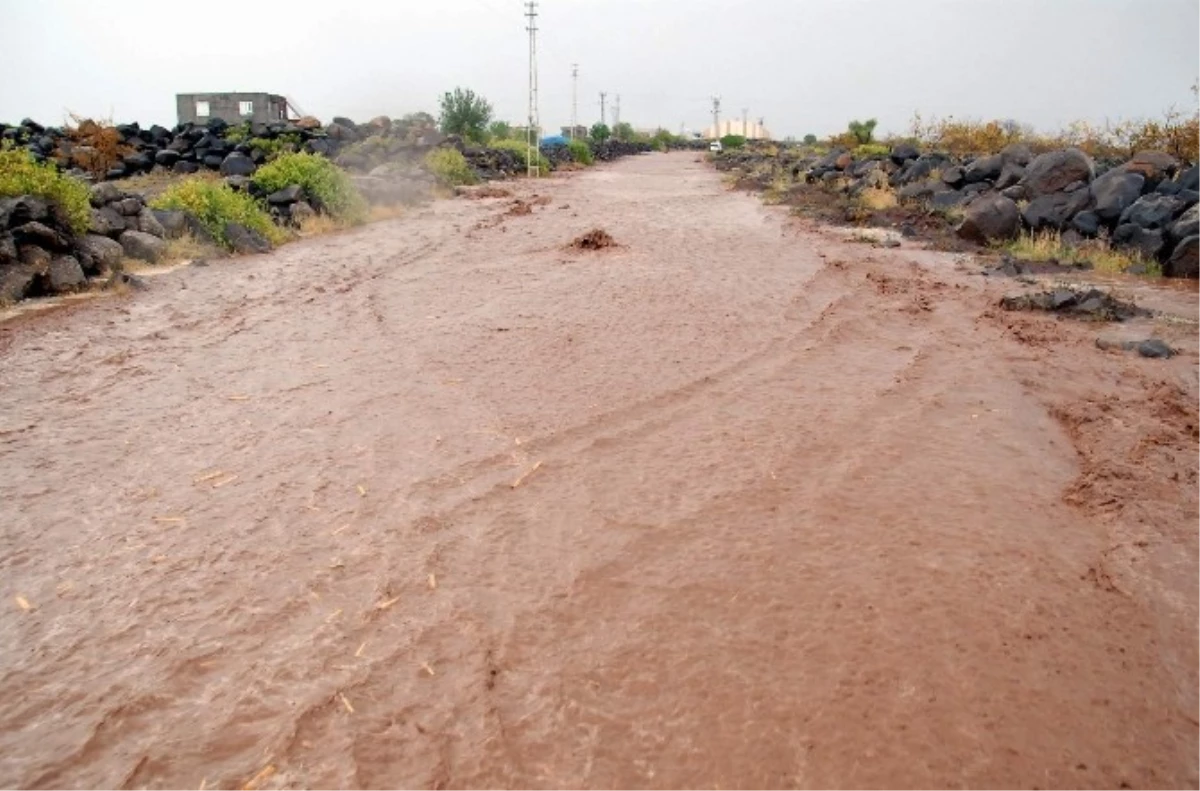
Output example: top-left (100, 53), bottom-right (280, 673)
top-left (220, 152), bottom-right (256, 177)
top-left (45, 255), bottom-right (85, 292)
top-left (224, 223), bottom-right (272, 254)
top-left (122, 152), bottom-right (153, 174)
top-left (267, 184), bottom-right (304, 205)
top-left (1112, 223), bottom-right (1164, 260)
top-left (963, 154), bottom-right (1003, 185)
top-left (119, 230), bottom-right (166, 263)
top-left (1019, 148), bottom-right (1094, 199)
top-left (956, 194), bottom-right (1020, 243)
top-left (1071, 210), bottom-right (1101, 237)
top-left (89, 207), bottom-right (126, 237)
top-left (74, 234), bottom-right (124, 273)
top-left (994, 162), bottom-right (1025, 191)
top-left (151, 209), bottom-right (189, 239)
top-left (1125, 150), bottom-right (1177, 190)
top-left (1169, 204), bottom-right (1199, 242)
top-left (889, 143), bottom-right (919, 165)
top-left (1022, 188), bottom-right (1093, 231)
top-left (940, 166), bottom-right (965, 189)
top-left (89, 181), bottom-right (123, 207)
top-left (0, 263), bottom-right (38, 302)
top-left (1091, 168), bottom-right (1145, 224)
top-left (999, 143), bottom-right (1034, 167)
top-left (1, 195), bottom-right (49, 226)
top-left (1177, 165), bottom-right (1199, 192)
top-left (154, 149), bottom-right (181, 168)
top-left (115, 197), bottom-right (144, 217)
top-left (1164, 235), bottom-right (1198, 278)
top-left (1119, 194), bottom-right (1186, 230)
top-left (12, 221), bottom-right (70, 251)
top-left (137, 208), bottom-right (166, 238)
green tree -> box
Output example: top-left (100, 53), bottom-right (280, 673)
top-left (487, 121), bottom-right (513, 141)
top-left (438, 88), bottom-right (493, 143)
top-left (590, 123), bottom-right (611, 143)
top-left (847, 119), bottom-right (878, 144)
top-left (613, 122), bottom-right (635, 141)
top-left (803, 133), bottom-right (818, 145)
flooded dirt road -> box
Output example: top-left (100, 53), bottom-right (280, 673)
top-left (1, 153), bottom-right (1197, 789)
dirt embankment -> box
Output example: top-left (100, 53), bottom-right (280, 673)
top-left (0, 153), bottom-right (1196, 789)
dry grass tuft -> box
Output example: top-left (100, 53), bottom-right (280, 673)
top-left (858, 186), bottom-right (898, 211)
top-left (163, 233), bottom-right (215, 263)
top-left (1007, 230), bottom-right (1157, 275)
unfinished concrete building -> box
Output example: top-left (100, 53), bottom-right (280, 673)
top-left (176, 93), bottom-right (290, 126)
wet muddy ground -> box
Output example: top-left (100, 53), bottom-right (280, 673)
top-left (1, 153), bottom-right (1197, 789)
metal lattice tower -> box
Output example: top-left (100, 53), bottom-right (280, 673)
top-left (613, 94), bottom-right (621, 137)
top-left (525, 1), bottom-right (540, 178)
top-left (599, 92), bottom-right (607, 128)
top-left (711, 96), bottom-right (721, 138)
top-left (570, 63), bottom-right (579, 140)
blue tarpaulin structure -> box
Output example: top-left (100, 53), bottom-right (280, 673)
top-left (540, 135), bottom-right (569, 147)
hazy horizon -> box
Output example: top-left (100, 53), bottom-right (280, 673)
top-left (3, 0), bottom-right (1197, 139)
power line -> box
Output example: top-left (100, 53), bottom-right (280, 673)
top-left (525, 0), bottom-right (539, 178)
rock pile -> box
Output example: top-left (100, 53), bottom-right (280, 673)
top-left (716, 142), bottom-right (1198, 278)
top-left (0, 181), bottom-right (178, 302)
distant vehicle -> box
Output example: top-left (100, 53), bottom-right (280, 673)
top-left (709, 140), bottom-right (722, 152)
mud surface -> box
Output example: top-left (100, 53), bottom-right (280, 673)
top-left (1, 153), bottom-right (1198, 789)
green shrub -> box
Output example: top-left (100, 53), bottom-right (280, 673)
top-left (225, 122), bottom-right (252, 144)
top-left (852, 143), bottom-right (890, 158)
top-left (848, 119), bottom-right (878, 144)
top-left (252, 152), bottom-right (366, 224)
top-left (150, 178), bottom-right (284, 248)
top-left (424, 148), bottom-right (478, 186)
top-left (720, 134), bottom-right (747, 149)
top-left (590, 123), bottom-right (611, 143)
top-left (489, 139), bottom-right (550, 175)
top-left (0, 146), bottom-right (91, 235)
top-left (566, 139), bottom-right (593, 165)
top-left (248, 134), bottom-right (303, 161)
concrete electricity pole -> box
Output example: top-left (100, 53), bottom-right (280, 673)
top-left (524, 0), bottom-right (540, 177)
top-left (613, 95), bottom-right (621, 137)
top-left (599, 92), bottom-right (607, 128)
top-left (742, 107), bottom-right (748, 138)
top-left (710, 96), bottom-right (721, 138)
top-left (570, 63), bottom-right (579, 140)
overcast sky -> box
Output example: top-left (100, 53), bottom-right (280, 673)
top-left (3, 0), bottom-right (1197, 138)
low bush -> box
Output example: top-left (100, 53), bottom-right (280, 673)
top-left (0, 146), bottom-right (91, 235)
top-left (424, 147), bottom-right (478, 186)
top-left (858, 185), bottom-right (898, 211)
top-left (252, 152), bottom-right (367, 224)
top-left (248, 134), bottom-right (303, 161)
top-left (852, 143), bottom-right (890, 159)
top-left (490, 139), bottom-right (550, 175)
top-left (64, 114), bottom-right (129, 178)
top-left (566, 139), bottom-right (593, 165)
top-left (150, 178), bottom-right (284, 248)
top-left (720, 135), bottom-right (747, 149)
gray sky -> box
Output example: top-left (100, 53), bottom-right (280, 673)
top-left (3, 0), bottom-right (1197, 138)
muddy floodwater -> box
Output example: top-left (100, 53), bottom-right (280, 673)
top-left (0, 153), bottom-right (1197, 789)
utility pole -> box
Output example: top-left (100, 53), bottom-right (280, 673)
top-left (524, 0), bottom-right (540, 178)
top-left (599, 92), bottom-right (607, 128)
top-left (741, 107), bottom-right (748, 138)
top-left (613, 94), bottom-right (621, 138)
top-left (710, 96), bottom-right (721, 139)
top-left (758, 117), bottom-right (765, 140)
top-left (570, 63), bottom-right (579, 140)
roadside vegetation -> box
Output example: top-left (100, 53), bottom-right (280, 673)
top-left (0, 145), bottom-right (91, 234)
top-left (1005, 230), bottom-right (1157, 275)
top-left (424, 147), bottom-right (477, 186)
top-left (252, 152), bottom-right (367, 224)
top-left (150, 179), bottom-right (284, 249)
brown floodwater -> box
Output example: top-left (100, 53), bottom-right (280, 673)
top-left (0, 153), bottom-right (1197, 789)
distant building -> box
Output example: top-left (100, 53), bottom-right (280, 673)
top-left (176, 93), bottom-right (291, 126)
top-left (704, 119), bottom-right (772, 141)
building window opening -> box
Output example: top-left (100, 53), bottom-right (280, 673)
top-left (196, 101), bottom-right (210, 117)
